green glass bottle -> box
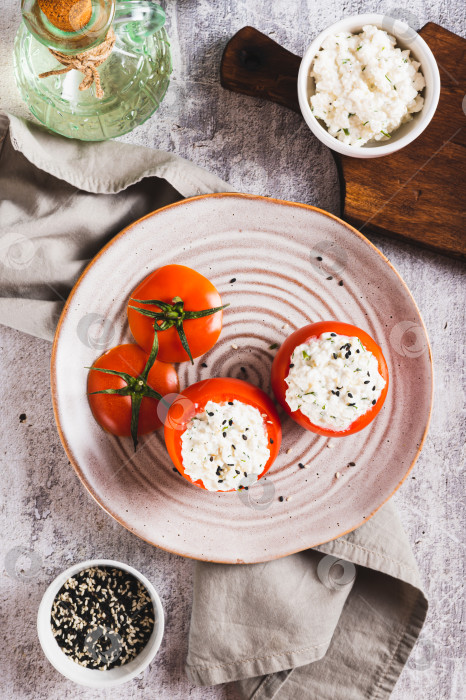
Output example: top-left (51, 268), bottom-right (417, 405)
top-left (14, 1), bottom-right (172, 140)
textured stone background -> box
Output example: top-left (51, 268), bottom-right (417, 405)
top-left (0, 1), bottom-right (464, 699)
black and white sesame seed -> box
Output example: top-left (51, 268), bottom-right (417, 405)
top-left (50, 567), bottom-right (155, 671)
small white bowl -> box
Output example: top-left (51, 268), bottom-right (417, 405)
top-left (37, 559), bottom-right (164, 688)
top-left (297, 14), bottom-right (440, 158)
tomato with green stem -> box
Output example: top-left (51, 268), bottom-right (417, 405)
top-left (164, 377), bottom-right (282, 491)
top-left (127, 265), bottom-right (229, 364)
top-left (271, 321), bottom-right (389, 437)
top-left (87, 334), bottom-right (179, 450)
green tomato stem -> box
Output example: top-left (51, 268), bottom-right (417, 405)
top-left (129, 295), bottom-right (229, 365)
top-left (87, 331), bottom-right (163, 452)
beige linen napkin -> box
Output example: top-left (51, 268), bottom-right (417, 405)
top-left (0, 113), bottom-right (427, 699)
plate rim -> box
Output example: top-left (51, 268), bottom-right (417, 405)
top-left (50, 192), bottom-right (433, 563)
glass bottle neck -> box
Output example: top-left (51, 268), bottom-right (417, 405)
top-left (21, 0), bottom-right (115, 55)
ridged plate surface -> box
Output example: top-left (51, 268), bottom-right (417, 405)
top-left (51, 194), bottom-right (433, 563)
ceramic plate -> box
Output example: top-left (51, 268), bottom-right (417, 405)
top-left (51, 194), bottom-right (433, 563)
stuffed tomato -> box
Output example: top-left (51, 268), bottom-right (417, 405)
top-left (164, 378), bottom-right (281, 492)
top-left (271, 321), bottom-right (389, 437)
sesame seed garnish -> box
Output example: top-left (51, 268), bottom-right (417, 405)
top-left (231, 343), bottom-right (238, 349)
top-left (270, 438), bottom-right (274, 444)
top-left (348, 402), bottom-right (356, 406)
top-left (289, 363), bottom-right (295, 368)
top-left (201, 362), bottom-right (208, 368)
top-left (50, 567), bottom-right (154, 670)
top-left (298, 462), bottom-right (305, 469)
top-left (286, 448), bottom-right (293, 454)
top-left (333, 353), bottom-right (338, 359)
top-left (279, 496), bottom-right (284, 502)
top-left (229, 278), bottom-right (236, 283)
top-left (372, 385), bottom-right (376, 391)
top-left (229, 419), bottom-right (233, 426)
top-left (348, 461), bottom-right (356, 466)
top-left (222, 431), bottom-right (227, 437)
top-left (228, 401), bottom-right (234, 405)
top-left (209, 456), bottom-right (214, 462)
top-left (327, 276), bottom-right (333, 280)
top-left (330, 332), bottom-right (336, 336)
top-left (372, 399), bottom-right (376, 405)
top-left (242, 434), bottom-right (247, 440)
top-left (335, 472), bottom-right (341, 479)
top-left (208, 412), bottom-right (214, 416)
top-left (286, 496), bottom-right (293, 501)
top-left (316, 256), bottom-right (322, 261)
top-left (348, 392), bottom-right (353, 398)
top-left (364, 380), bottom-right (370, 384)
top-left (339, 280), bottom-right (344, 286)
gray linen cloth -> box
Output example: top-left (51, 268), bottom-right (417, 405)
top-left (0, 112), bottom-right (427, 699)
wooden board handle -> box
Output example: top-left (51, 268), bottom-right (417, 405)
top-left (220, 26), bottom-right (301, 113)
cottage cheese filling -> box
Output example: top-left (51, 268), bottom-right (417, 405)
top-left (285, 333), bottom-right (386, 431)
top-left (180, 400), bottom-right (270, 491)
top-left (310, 24), bottom-right (425, 146)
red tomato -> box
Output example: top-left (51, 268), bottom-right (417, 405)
top-left (87, 343), bottom-right (179, 441)
top-left (127, 264), bottom-right (227, 364)
top-left (271, 322), bottom-right (389, 437)
top-left (164, 378), bottom-right (282, 491)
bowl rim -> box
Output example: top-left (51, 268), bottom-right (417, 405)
top-left (37, 558), bottom-right (165, 688)
top-left (297, 13), bottom-right (441, 158)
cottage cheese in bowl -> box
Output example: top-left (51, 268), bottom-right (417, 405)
top-left (285, 333), bottom-right (386, 431)
top-left (310, 24), bottom-right (425, 146)
top-left (180, 400), bottom-right (270, 491)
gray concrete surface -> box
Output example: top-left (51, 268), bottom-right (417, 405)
top-left (0, 1), bottom-right (464, 698)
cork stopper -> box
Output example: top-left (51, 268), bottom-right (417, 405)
top-left (38, 0), bottom-right (93, 32)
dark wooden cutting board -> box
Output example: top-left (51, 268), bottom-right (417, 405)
top-left (220, 24), bottom-right (466, 260)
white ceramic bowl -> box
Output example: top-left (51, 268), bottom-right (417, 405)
top-left (297, 14), bottom-right (441, 158)
top-left (37, 559), bottom-right (164, 688)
